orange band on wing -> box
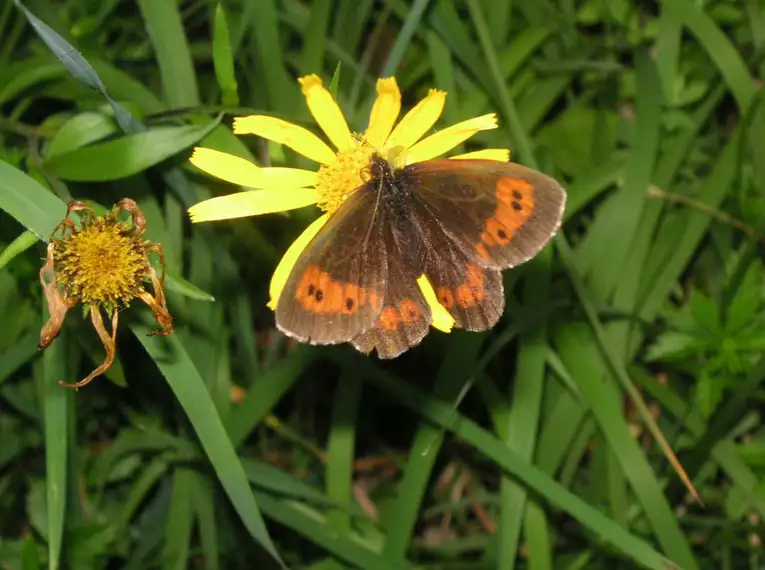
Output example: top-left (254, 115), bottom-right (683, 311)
top-left (399, 299), bottom-right (421, 323)
top-left (295, 265), bottom-right (381, 315)
top-left (477, 177), bottom-right (535, 258)
top-left (437, 263), bottom-right (488, 310)
top-left (378, 307), bottom-right (401, 330)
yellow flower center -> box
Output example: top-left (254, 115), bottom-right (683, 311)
top-left (314, 142), bottom-right (375, 213)
top-left (53, 217), bottom-right (149, 307)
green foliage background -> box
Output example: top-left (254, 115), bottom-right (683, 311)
top-left (1, 0), bottom-right (764, 569)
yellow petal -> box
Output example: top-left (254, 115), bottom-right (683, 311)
top-left (268, 214), bottom-right (329, 309)
top-left (190, 147), bottom-right (317, 188)
top-left (406, 113), bottom-right (498, 164)
top-left (234, 115), bottom-right (336, 164)
top-left (365, 77), bottom-right (401, 149)
top-left (385, 89), bottom-right (446, 150)
top-left (449, 148), bottom-right (510, 162)
top-left (299, 74), bottom-right (354, 151)
top-left (417, 275), bottom-right (455, 333)
top-left (188, 188), bottom-right (319, 222)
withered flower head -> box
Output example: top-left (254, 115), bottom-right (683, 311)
top-left (39, 198), bottom-right (173, 388)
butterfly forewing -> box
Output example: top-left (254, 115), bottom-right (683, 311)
top-left (275, 186), bottom-right (386, 345)
top-left (406, 159), bottom-right (566, 269)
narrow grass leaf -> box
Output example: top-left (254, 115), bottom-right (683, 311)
top-left (326, 370), bottom-right (362, 533)
top-left (0, 159), bottom-right (65, 241)
top-left (466, 0), bottom-right (537, 168)
top-left (0, 230), bottom-right (38, 271)
top-left (227, 346), bottom-right (315, 448)
top-left (213, 3), bottom-right (239, 107)
top-left (255, 492), bottom-right (403, 570)
top-left (0, 330), bottom-right (39, 387)
top-left (382, 334), bottom-right (484, 562)
top-left (164, 274), bottom-right (215, 302)
top-left (162, 468), bottom-right (195, 570)
top-left (297, 0), bottom-right (332, 75)
top-left (665, 0), bottom-right (756, 114)
top-left (633, 366), bottom-right (765, 519)
top-left (553, 320), bottom-right (698, 569)
top-left (356, 357), bottom-right (686, 570)
top-left (132, 323), bottom-right (285, 568)
top-left (39, 321), bottom-right (69, 570)
top-left (45, 111), bottom-right (117, 158)
top-left (655, 1), bottom-right (683, 98)
top-left (585, 51), bottom-right (662, 299)
top-left (381, 0), bottom-right (431, 77)
top-left (137, 0), bottom-right (200, 108)
top-left (13, 0), bottom-right (144, 133)
top-left (43, 120), bottom-right (219, 182)
top-left (639, 128), bottom-right (741, 320)
top-left (249, 0), bottom-right (295, 113)
top-left (193, 474), bottom-right (220, 570)
top-left (0, 57), bottom-right (63, 106)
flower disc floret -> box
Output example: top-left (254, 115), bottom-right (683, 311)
top-left (314, 144), bottom-right (375, 213)
top-left (53, 216), bottom-right (149, 306)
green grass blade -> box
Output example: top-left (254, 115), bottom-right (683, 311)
top-left (193, 474), bottom-right (220, 570)
top-left (249, 0), bottom-right (295, 113)
top-left (132, 322), bottom-right (285, 568)
top-left (255, 492), bottom-right (401, 570)
top-left (45, 111), bottom-right (118, 159)
top-left (137, 0), bottom-right (200, 108)
top-left (0, 158), bottom-right (65, 241)
top-left (552, 318), bottom-right (697, 569)
top-left (227, 346), bottom-right (315, 448)
top-left (584, 50), bottom-right (663, 301)
top-left (162, 468), bottom-right (195, 570)
top-left (0, 230), bottom-right (38, 271)
top-left (43, 120), bottom-right (219, 182)
top-left (655, 1), bottom-right (683, 97)
top-left (380, 0), bottom-right (431, 77)
top-left (666, 0), bottom-right (755, 114)
top-left (466, 0), bottom-right (537, 168)
top-left (356, 356), bottom-right (682, 570)
top-left (326, 370), bottom-right (362, 533)
top-left (0, 330), bottom-right (39, 387)
top-left (639, 127), bottom-right (742, 320)
top-left (38, 318), bottom-right (69, 570)
top-left (212, 2), bottom-right (239, 107)
top-left (297, 0), bottom-right (332, 75)
top-left (381, 334), bottom-right (484, 562)
top-left (13, 0), bottom-right (144, 133)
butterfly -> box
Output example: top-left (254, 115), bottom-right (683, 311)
top-left (275, 155), bottom-right (566, 358)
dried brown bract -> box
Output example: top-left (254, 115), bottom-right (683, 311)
top-left (39, 198), bottom-right (173, 388)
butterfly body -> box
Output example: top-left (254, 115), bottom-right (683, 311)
top-left (275, 154), bottom-right (566, 358)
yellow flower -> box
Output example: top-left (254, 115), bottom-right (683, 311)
top-left (39, 199), bottom-right (173, 388)
top-left (188, 74), bottom-right (509, 334)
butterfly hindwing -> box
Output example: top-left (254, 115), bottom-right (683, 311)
top-left (403, 200), bottom-right (505, 332)
top-left (406, 159), bottom-right (566, 269)
top-left (275, 186), bottom-right (386, 345)
top-left (425, 246), bottom-right (505, 331)
top-left (351, 222), bottom-right (432, 359)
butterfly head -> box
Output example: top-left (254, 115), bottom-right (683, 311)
top-left (362, 153), bottom-right (395, 183)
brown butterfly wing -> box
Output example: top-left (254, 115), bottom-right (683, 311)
top-left (351, 221), bottom-right (432, 359)
top-left (423, 238), bottom-right (505, 331)
top-left (405, 159), bottom-right (566, 269)
top-left (275, 187), bottom-right (386, 345)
